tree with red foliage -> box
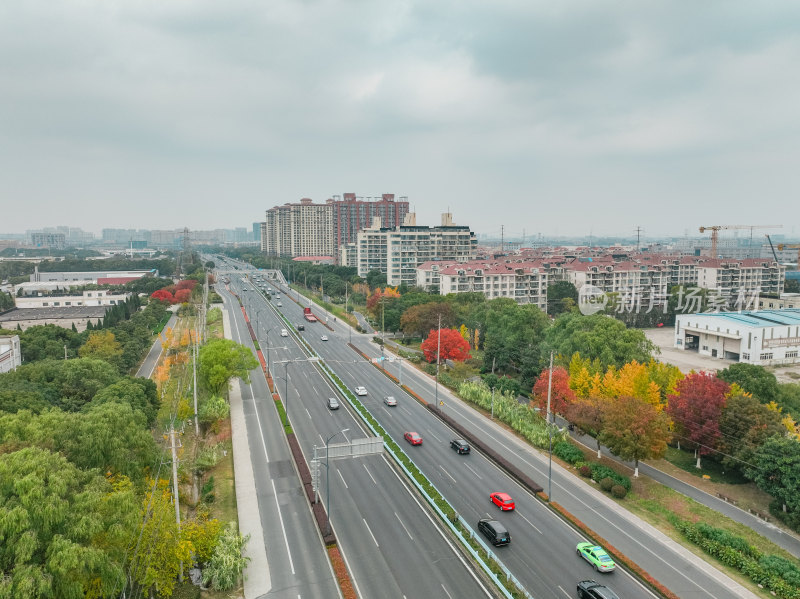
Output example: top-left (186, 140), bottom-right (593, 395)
top-left (176, 280), bottom-right (197, 291)
top-left (532, 366), bottom-right (576, 419)
top-left (666, 372), bottom-right (730, 469)
top-left (150, 289), bottom-right (174, 304)
top-left (420, 328), bottom-right (471, 364)
top-left (174, 289), bottom-right (192, 303)
top-left (565, 397), bottom-right (606, 458)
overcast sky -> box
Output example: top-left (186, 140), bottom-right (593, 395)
top-left (2, 1), bottom-right (799, 240)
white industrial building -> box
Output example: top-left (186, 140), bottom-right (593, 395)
top-left (0, 335), bottom-right (21, 373)
top-left (674, 309), bottom-right (800, 365)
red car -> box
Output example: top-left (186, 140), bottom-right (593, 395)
top-left (490, 492), bottom-right (515, 511)
top-left (404, 431), bottom-right (423, 446)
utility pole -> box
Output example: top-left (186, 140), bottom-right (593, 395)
top-left (546, 351), bottom-right (553, 503)
top-left (500, 225), bottom-right (504, 255)
top-left (169, 424), bottom-right (183, 580)
top-left (192, 329), bottom-right (199, 436)
top-left (64, 344), bottom-right (67, 360)
top-left (434, 314), bottom-right (442, 407)
top-left (381, 298), bottom-right (385, 369)
top-left (635, 226), bottom-right (643, 251)
top-left (491, 386), bottom-right (495, 419)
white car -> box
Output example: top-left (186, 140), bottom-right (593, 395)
top-left (277, 302), bottom-right (283, 307)
top-left (383, 396), bottom-right (397, 406)
top-left (280, 329), bottom-right (288, 337)
top-left (321, 335), bottom-right (329, 341)
top-left (355, 386), bottom-right (368, 396)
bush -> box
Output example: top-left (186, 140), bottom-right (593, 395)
top-left (554, 441), bottom-right (584, 465)
top-left (600, 477), bottom-right (614, 492)
top-left (590, 463), bottom-right (631, 491)
top-left (579, 465), bottom-right (592, 477)
top-left (611, 485), bottom-right (627, 499)
top-left (202, 523), bottom-right (250, 591)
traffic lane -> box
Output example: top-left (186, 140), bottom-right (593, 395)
top-left (336, 454), bottom-right (493, 599)
top-left (222, 289), bottom-right (339, 598)
top-left (353, 340), bottom-right (750, 599)
top-left (284, 362), bottom-right (492, 599)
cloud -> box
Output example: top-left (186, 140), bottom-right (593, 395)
top-left (0, 0), bottom-right (799, 237)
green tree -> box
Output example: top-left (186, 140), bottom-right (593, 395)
top-left (365, 269), bottom-right (387, 289)
top-left (546, 281), bottom-right (578, 316)
top-left (718, 363), bottom-right (780, 403)
top-left (399, 301), bottom-right (454, 337)
top-left (746, 435), bottom-right (800, 514)
top-left (18, 323), bottom-right (82, 362)
top-left (79, 330), bottom-right (124, 370)
top-left (199, 395), bottom-right (230, 434)
top-left (785, 279), bottom-right (800, 293)
top-left (201, 523), bottom-right (250, 591)
top-left (2, 358), bottom-right (120, 412)
top-left (198, 338), bottom-right (259, 395)
top-left (542, 312), bottom-right (657, 370)
top-left (0, 447), bottom-right (138, 599)
top-left (599, 395), bottom-right (672, 476)
top-left (717, 392), bottom-right (784, 472)
top-left (471, 298), bottom-right (550, 383)
top-left (88, 377), bottom-right (160, 426)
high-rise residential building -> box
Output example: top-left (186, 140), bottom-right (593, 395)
top-left (261, 198), bottom-right (335, 257)
top-left (327, 193), bottom-right (409, 250)
top-left (356, 213), bottom-right (477, 286)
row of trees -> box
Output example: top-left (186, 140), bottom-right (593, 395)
top-left (530, 355), bottom-right (800, 525)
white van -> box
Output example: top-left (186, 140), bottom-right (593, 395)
top-left (281, 329), bottom-right (288, 337)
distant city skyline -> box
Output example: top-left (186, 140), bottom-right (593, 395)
top-left (2, 2), bottom-right (800, 236)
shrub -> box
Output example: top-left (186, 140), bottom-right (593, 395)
top-left (202, 523), bottom-right (250, 590)
top-left (579, 465), bottom-right (592, 477)
top-left (600, 477), bottom-right (614, 492)
top-left (611, 485), bottom-right (627, 499)
top-left (554, 441), bottom-right (584, 465)
top-left (590, 463), bottom-right (631, 491)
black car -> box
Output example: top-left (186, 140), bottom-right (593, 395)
top-left (298, 324), bottom-right (305, 331)
top-left (477, 518), bottom-right (510, 546)
top-left (577, 580), bottom-right (620, 599)
top-left (450, 439), bottom-right (470, 454)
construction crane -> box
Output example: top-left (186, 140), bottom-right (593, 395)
top-left (766, 235), bottom-right (780, 262)
top-left (699, 225), bottom-right (783, 258)
top-left (777, 243), bottom-right (800, 266)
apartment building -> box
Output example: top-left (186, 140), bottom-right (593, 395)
top-left (0, 335), bottom-right (21, 373)
top-left (328, 193), bottom-right (409, 250)
top-left (356, 213), bottom-right (476, 286)
top-left (696, 259), bottom-right (785, 296)
top-left (566, 261), bottom-right (670, 311)
top-left (261, 198), bottom-right (335, 258)
top-left (437, 261), bottom-right (548, 310)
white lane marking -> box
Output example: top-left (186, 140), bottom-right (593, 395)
top-left (363, 463), bottom-right (378, 486)
top-left (439, 465), bottom-right (457, 484)
top-left (305, 408), bottom-right (311, 419)
top-left (427, 429), bottom-right (442, 443)
top-left (394, 511), bottom-right (414, 540)
top-left (270, 478), bottom-right (295, 575)
top-left (441, 584), bottom-right (453, 599)
top-left (337, 469), bottom-right (348, 489)
top-left (464, 463), bottom-right (482, 480)
top-left (319, 434), bottom-right (325, 445)
top-left (363, 518), bottom-right (380, 548)
top-left (518, 512), bottom-right (543, 535)
top-left (558, 585), bottom-right (571, 598)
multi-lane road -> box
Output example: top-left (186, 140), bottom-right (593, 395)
top-left (219, 275), bottom-right (493, 599)
top-left (214, 256), bottom-right (761, 599)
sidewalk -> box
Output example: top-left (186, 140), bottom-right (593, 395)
top-left (223, 308), bottom-right (271, 598)
top-left (564, 421), bottom-right (800, 558)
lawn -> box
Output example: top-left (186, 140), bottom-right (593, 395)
top-left (662, 446), bottom-right (749, 484)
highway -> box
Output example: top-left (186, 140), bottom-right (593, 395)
top-left (249, 267), bottom-right (762, 599)
top-left (219, 275), bottom-right (493, 599)
top-left (218, 285), bottom-right (340, 599)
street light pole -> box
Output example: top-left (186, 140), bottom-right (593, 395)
top-left (434, 313), bottom-right (442, 407)
top-left (326, 428), bottom-right (349, 536)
